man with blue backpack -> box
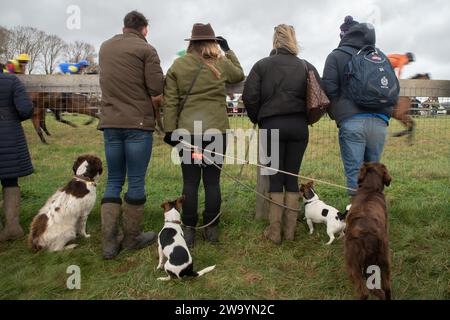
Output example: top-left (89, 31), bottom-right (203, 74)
top-left (323, 16), bottom-right (400, 198)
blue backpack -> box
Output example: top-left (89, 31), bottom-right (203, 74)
top-left (336, 45), bottom-right (400, 109)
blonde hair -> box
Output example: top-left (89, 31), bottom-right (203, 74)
top-left (187, 41), bottom-right (222, 79)
top-left (273, 24), bottom-right (299, 56)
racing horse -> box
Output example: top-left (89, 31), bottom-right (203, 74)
top-left (30, 92), bottom-right (100, 144)
top-left (392, 73), bottom-right (431, 145)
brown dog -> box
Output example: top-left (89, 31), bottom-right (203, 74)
top-left (344, 163), bottom-right (392, 300)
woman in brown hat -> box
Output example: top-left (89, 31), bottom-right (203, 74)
top-left (163, 23), bottom-right (245, 247)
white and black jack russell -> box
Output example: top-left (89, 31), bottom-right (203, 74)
top-left (300, 182), bottom-right (350, 245)
top-left (29, 155), bottom-right (103, 252)
top-left (157, 196), bottom-right (215, 281)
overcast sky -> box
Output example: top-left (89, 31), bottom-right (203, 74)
top-left (2, 0), bottom-right (449, 79)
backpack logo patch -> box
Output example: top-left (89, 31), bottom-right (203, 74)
top-left (371, 53), bottom-right (382, 61)
top-left (381, 76), bottom-right (389, 87)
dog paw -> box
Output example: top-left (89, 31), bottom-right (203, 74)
top-left (83, 234), bottom-right (91, 238)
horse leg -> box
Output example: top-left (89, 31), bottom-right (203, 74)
top-left (392, 114), bottom-right (410, 138)
top-left (54, 109), bottom-right (78, 128)
top-left (40, 109), bottom-right (51, 136)
top-left (406, 117), bottom-right (416, 146)
top-left (83, 116), bottom-right (95, 126)
top-left (392, 116), bottom-right (410, 138)
top-left (32, 108), bottom-right (48, 144)
top-left (392, 97), bottom-right (413, 139)
top-left (82, 104), bottom-right (99, 126)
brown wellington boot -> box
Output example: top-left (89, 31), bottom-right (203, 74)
top-left (263, 193), bottom-right (284, 245)
top-left (0, 187), bottom-right (24, 242)
top-left (101, 202), bottom-right (123, 260)
top-left (284, 192), bottom-right (300, 241)
top-left (121, 202), bottom-right (157, 251)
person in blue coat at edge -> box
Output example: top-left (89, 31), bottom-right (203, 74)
top-left (59, 59), bottom-right (90, 75)
top-left (322, 16), bottom-right (394, 200)
top-left (0, 72), bottom-right (34, 242)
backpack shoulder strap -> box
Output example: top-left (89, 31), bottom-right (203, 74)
top-left (334, 46), bottom-right (357, 56)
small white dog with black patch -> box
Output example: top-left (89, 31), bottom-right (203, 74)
top-left (157, 196), bottom-right (215, 281)
top-left (29, 155), bottom-right (103, 252)
top-left (300, 182), bottom-right (348, 245)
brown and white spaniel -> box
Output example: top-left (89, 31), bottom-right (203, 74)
top-left (29, 155), bottom-right (103, 252)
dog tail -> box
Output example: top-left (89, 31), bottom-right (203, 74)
top-left (196, 265), bottom-right (216, 278)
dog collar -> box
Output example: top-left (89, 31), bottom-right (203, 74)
top-left (73, 176), bottom-right (97, 187)
top-left (304, 199), bottom-right (319, 206)
top-left (165, 220), bottom-right (182, 225)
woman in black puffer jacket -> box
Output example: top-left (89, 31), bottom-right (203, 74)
top-left (0, 73), bottom-right (33, 242)
top-left (243, 24), bottom-right (321, 245)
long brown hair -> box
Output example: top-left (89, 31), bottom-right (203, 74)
top-left (273, 24), bottom-right (299, 56)
top-left (187, 40), bottom-right (222, 79)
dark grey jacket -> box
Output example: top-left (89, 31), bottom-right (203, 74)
top-left (0, 74), bottom-right (34, 179)
top-left (322, 23), bottom-right (393, 126)
top-left (243, 48), bottom-right (321, 124)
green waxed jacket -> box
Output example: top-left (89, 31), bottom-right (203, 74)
top-left (163, 50), bottom-right (245, 133)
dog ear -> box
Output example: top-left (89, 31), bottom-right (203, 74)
top-left (161, 201), bottom-right (170, 212)
top-left (73, 155), bottom-right (87, 175)
top-left (299, 184), bottom-right (305, 193)
top-left (358, 163), bottom-right (369, 186)
top-left (382, 164), bottom-right (392, 187)
top-left (91, 156), bottom-right (103, 176)
top-left (175, 195), bottom-right (185, 211)
top-left (307, 181), bottom-right (314, 188)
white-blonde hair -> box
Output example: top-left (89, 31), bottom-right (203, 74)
top-left (273, 24), bottom-right (299, 56)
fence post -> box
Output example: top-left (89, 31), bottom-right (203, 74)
top-left (255, 132), bottom-right (269, 220)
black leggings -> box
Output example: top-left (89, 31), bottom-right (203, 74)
top-left (181, 164), bottom-right (222, 227)
top-left (260, 114), bottom-right (309, 193)
top-left (180, 134), bottom-right (226, 227)
top-left (1, 178), bottom-right (19, 189)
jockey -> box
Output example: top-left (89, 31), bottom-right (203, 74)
top-left (388, 52), bottom-right (415, 78)
top-left (4, 53), bottom-right (31, 74)
top-left (59, 60), bottom-right (90, 75)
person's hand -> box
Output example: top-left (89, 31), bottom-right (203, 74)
top-left (216, 36), bottom-right (230, 52)
top-left (163, 132), bottom-right (179, 147)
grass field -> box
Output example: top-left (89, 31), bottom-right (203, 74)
top-left (0, 115), bottom-right (449, 300)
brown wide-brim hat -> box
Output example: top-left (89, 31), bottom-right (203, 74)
top-left (184, 23), bottom-right (220, 41)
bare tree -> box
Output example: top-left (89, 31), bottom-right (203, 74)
top-left (7, 26), bottom-right (46, 74)
top-left (42, 34), bottom-right (67, 74)
top-left (65, 41), bottom-right (97, 65)
top-left (0, 26), bottom-right (12, 62)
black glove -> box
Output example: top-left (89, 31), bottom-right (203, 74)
top-left (216, 36), bottom-right (230, 52)
top-left (163, 132), bottom-right (180, 147)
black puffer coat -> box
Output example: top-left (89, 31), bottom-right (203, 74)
top-left (0, 74), bottom-right (34, 179)
top-left (242, 48), bottom-right (321, 124)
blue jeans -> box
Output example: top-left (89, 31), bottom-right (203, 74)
top-left (339, 117), bottom-right (387, 196)
top-left (103, 129), bottom-right (153, 204)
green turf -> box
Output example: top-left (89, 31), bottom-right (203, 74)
top-left (0, 115), bottom-right (448, 300)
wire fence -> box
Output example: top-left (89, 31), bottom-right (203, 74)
top-left (16, 75), bottom-right (450, 206)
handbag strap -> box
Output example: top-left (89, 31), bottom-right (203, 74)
top-left (177, 63), bottom-right (204, 118)
top-left (301, 59), bottom-right (309, 75)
